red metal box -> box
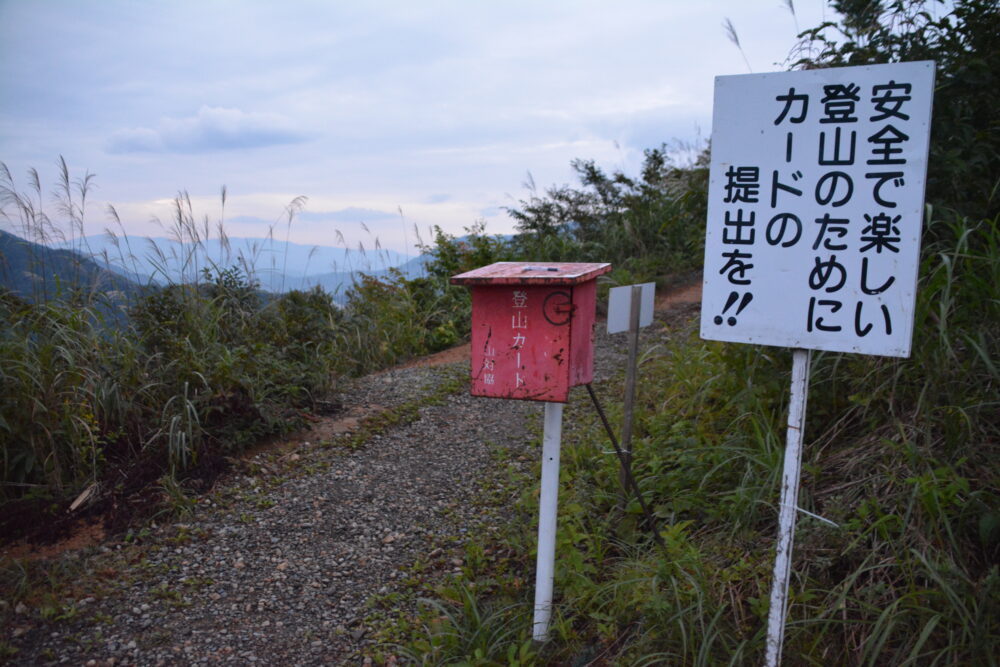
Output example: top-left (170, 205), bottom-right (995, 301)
top-left (451, 262), bottom-right (611, 402)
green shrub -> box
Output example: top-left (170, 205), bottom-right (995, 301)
top-left (506, 146), bottom-right (708, 279)
top-left (1, 293), bottom-right (107, 493)
top-left (336, 269), bottom-right (461, 375)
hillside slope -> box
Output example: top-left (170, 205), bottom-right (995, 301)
top-left (0, 229), bottom-right (141, 303)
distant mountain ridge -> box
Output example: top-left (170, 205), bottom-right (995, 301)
top-left (55, 234), bottom-right (423, 289)
top-left (1, 231), bottom-right (432, 300)
top-left (0, 229), bottom-right (142, 303)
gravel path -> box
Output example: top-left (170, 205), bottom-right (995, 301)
top-left (3, 290), bottom-right (699, 665)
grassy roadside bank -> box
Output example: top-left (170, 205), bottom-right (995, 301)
top-left (382, 212), bottom-right (999, 665)
top-left (0, 363), bottom-right (472, 661)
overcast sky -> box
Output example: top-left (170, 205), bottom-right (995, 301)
top-left (1, 1), bottom-right (841, 254)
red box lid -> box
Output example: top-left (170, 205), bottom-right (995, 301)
top-left (450, 261), bottom-right (611, 286)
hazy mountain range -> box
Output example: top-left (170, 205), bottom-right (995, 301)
top-left (0, 228), bottom-right (144, 303)
top-left (1, 230), bottom-right (429, 302)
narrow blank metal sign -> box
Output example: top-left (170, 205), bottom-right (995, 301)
top-left (700, 61), bottom-right (935, 358)
top-left (607, 283), bottom-right (654, 334)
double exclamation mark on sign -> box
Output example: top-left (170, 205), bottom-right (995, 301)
top-left (714, 291), bottom-right (753, 326)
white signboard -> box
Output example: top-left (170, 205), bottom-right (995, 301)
top-left (607, 283), bottom-right (655, 334)
top-left (700, 61), bottom-right (935, 357)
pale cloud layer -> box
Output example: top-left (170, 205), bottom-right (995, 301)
top-left (0, 0), bottom-right (842, 252)
top-left (107, 106), bottom-right (309, 154)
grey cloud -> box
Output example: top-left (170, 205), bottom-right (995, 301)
top-left (106, 106), bottom-right (309, 154)
top-left (227, 215), bottom-right (273, 225)
top-left (225, 209), bottom-right (399, 227)
top-left (298, 208), bottom-right (398, 223)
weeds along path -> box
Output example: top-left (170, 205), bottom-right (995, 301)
top-left (3, 282), bottom-right (700, 665)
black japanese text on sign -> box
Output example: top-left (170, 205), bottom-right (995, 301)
top-left (700, 61), bottom-right (935, 357)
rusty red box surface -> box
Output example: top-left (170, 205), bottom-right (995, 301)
top-left (450, 262), bottom-right (612, 402)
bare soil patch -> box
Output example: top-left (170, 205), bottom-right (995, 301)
top-left (656, 281), bottom-right (702, 311)
top-left (1, 520), bottom-right (107, 561)
top-left (396, 341), bottom-right (471, 369)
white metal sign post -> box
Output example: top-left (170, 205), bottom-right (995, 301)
top-left (533, 401), bottom-right (563, 641)
top-left (765, 347), bottom-right (811, 665)
top-left (699, 61), bottom-right (935, 665)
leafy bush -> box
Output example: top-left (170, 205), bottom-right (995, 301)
top-left (0, 171), bottom-right (349, 521)
top-left (336, 269), bottom-right (464, 376)
top-left (1, 291), bottom-right (109, 493)
top-left (792, 0), bottom-right (1000, 222)
top-left (506, 146), bottom-right (709, 279)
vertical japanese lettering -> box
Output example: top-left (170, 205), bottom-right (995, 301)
top-left (702, 62), bottom-right (933, 356)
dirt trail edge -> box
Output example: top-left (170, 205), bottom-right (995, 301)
top-left (2, 282), bottom-right (701, 665)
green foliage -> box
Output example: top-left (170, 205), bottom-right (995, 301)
top-left (0, 165), bottom-right (348, 505)
top-left (792, 0), bottom-right (1000, 221)
top-left (125, 268), bottom-right (343, 467)
top-left (336, 269), bottom-right (461, 375)
top-left (331, 221), bottom-right (516, 376)
top-left (421, 221), bottom-right (515, 283)
top-left (393, 3), bottom-right (1000, 662)
top-left (394, 208), bottom-right (998, 664)
top-left (0, 263), bottom-right (345, 500)
top-left (398, 584), bottom-right (537, 666)
top-left (0, 163), bottom-right (517, 507)
top-left (506, 146), bottom-right (709, 279)
top-left (0, 292), bottom-right (114, 492)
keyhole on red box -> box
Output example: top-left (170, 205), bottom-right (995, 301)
top-left (543, 291), bottom-right (574, 326)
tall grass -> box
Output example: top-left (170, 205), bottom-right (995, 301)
top-left (0, 162), bottom-right (475, 518)
top-left (395, 2), bottom-right (1000, 658)
top-left (394, 207), bottom-right (999, 664)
